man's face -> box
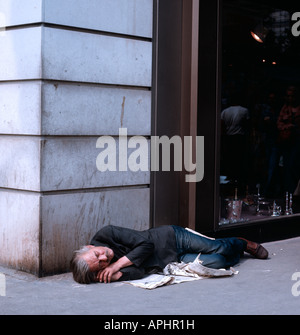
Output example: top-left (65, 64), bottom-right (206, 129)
top-left (82, 246), bottom-right (114, 272)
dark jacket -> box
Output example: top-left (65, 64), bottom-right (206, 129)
top-left (90, 225), bottom-right (178, 280)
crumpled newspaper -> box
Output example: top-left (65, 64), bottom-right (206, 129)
top-left (124, 254), bottom-right (238, 290)
top-left (164, 254), bottom-right (238, 278)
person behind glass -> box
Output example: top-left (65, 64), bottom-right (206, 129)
top-left (277, 85), bottom-right (300, 194)
top-left (221, 93), bottom-right (250, 185)
top-left (70, 225), bottom-right (269, 284)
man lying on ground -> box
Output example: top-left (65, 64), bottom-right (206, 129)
top-left (70, 225), bottom-right (268, 284)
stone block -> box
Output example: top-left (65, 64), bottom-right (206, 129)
top-left (0, 0), bottom-right (153, 38)
top-left (42, 83), bottom-right (151, 136)
top-left (0, 81), bottom-right (41, 135)
top-left (40, 137), bottom-right (150, 191)
top-left (0, 27), bottom-right (42, 81)
top-left (0, 0), bottom-right (42, 28)
top-left (43, 0), bottom-right (153, 38)
top-left (42, 27), bottom-right (152, 86)
top-left (0, 190), bottom-right (40, 274)
top-left (0, 136), bottom-right (41, 191)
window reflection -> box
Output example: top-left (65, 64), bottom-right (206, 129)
top-left (220, 0), bottom-right (300, 225)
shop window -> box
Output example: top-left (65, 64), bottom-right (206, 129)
top-left (219, 0), bottom-right (300, 225)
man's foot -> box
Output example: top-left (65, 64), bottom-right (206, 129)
top-left (238, 238), bottom-right (269, 259)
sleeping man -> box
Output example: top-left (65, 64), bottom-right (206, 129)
top-left (70, 225), bottom-right (268, 284)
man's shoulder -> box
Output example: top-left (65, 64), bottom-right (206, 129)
top-left (99, 225), bottom-right (124, 232)
top-left (98, 225), bottom-right (139, 236)
top-left (93, 225), bottom-right (118, 240)
top-left (240, 106), bottom-right (249, 112)
top-left (221, 106), bottom-right (236, 116)
top-left (98, 225), bottom-right (114, 233)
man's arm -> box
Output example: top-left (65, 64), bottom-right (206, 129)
top-left (97, 256), bottom-right (133, 283)
top-left (96, 258), bottom-right (146, 283)
top-left (91, 226), bottom-right (155, 268)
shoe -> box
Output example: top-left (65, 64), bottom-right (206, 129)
top-left (238, 238), bottom-right (269, 259)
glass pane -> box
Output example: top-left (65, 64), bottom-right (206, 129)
top-left (220, 0), bottom-right (300, 225)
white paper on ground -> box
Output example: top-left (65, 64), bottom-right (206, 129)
top-left (124, 254), bottom-right (238, 290)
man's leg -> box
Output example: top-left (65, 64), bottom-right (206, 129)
top-left (180, 253), bottom-right (240, 269)
top-left (172, 226), bottom-right (268, 262)
top-left (173, 226), bottom-right (245, 259)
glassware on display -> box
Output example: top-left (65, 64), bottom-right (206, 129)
top-left (219, 184), bottom-right (295, 226)
top-left (284, 192), bottom-right (293, 215)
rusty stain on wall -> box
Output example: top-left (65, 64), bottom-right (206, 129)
top-left (120, 96), bottom-right (126, 127)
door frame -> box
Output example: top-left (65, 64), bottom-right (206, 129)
top-left (151, 0), bottom-right (200, 230)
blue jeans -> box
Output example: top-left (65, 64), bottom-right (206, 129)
top-left (172, 226), bottom-right (245, 269)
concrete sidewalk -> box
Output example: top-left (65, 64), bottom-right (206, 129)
top-left (0, 237), bottom-right (299, 315)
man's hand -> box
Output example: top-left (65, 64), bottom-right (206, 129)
top-left (96, 256), bottom-right (133, 283)
top-left (97, 268), bottom-right (123, 283)
top-left (97, 263), bottom-right (121, 283)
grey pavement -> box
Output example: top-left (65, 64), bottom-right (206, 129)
top-left (0, 237), bottom-right (299, 316)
